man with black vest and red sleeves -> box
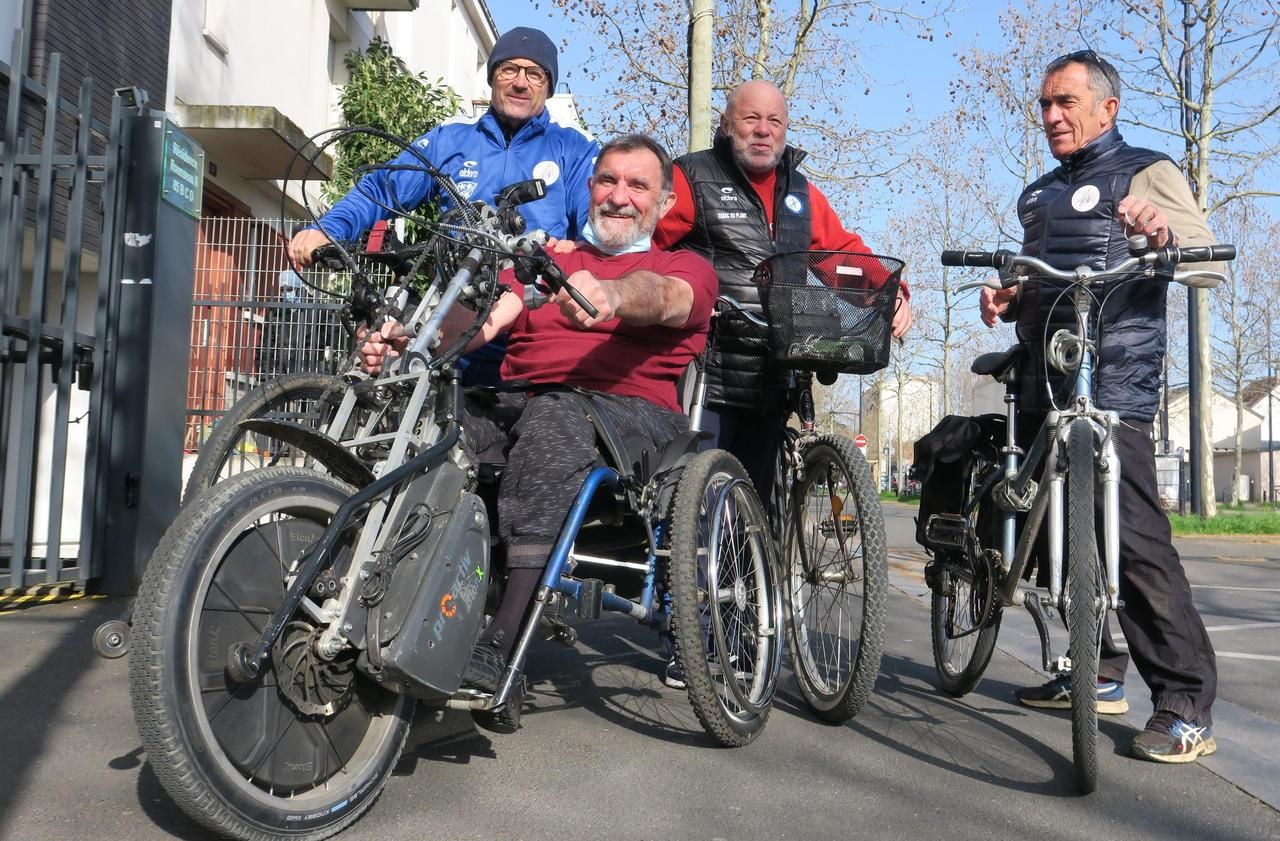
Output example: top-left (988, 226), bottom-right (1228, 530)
top-left (656, 82), bottom-right (913, 493)
top-left (981, 50), bottom-right (1220, 764)
top-left (653, 79), bottom-right (912, 689)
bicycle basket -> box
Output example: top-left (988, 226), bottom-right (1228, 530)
top-left (753, 250), bottom-right (904, 375)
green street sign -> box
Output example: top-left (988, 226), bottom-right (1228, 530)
top-left (161, 125), bottom-right (204, 218)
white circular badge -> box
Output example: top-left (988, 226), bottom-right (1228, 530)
top-left (1071, 185), bottom-right (1100, 212)
top-left (532, 160), bottom-right (560, 186)
top-left (784, 193), bottom-right (803, 214)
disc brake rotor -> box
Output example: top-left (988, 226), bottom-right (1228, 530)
top-left (272, 621), bottom-right (356, 717)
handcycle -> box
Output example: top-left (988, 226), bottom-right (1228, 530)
top-left (922, 238), bottom-right (1233, 793)
top-left (126, 145), bottom-right (791, 839)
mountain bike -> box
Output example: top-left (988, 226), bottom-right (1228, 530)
top-left (923, 238), bottom-right (1233, 793)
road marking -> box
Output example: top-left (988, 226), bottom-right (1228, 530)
top-left (1202, 622), bottom-right (1280, 633)
top-left (1191, 584), bottom-right (1280, 592)
top-left (1212, 652), bottom-right (1280, 662)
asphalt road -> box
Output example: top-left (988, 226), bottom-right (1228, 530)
top-left (0, 502), bottom-right (1276, 841)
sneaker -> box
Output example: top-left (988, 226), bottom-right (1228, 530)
top-left (461, 640), bottom-right (506, 694)
top-left (1130, 711), bottom-right (1216, 764)
top-left (663, 657), bottom-right (687, 690)
top-left (1014, 674), bottom-right (1129, 714)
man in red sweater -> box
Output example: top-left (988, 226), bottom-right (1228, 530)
top-left (359, 134), bottom-right (718, 729)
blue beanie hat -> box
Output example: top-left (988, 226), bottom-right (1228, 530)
top-left (487, 27), bottom-right (558, 91)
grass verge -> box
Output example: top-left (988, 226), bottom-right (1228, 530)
top-left (1168, 511), bottom-right (1280, 535)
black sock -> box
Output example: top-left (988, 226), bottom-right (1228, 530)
top-left (480, 567), bottom-right (542, 658)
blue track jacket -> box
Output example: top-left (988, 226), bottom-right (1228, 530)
top-left (315, 108), bottom-right (599, 241)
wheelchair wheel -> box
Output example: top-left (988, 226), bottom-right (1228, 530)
top-left (130, 467), bottom-right (412, 840)
top-left (184, 372), bottom-right (345, 503)
top-left (667, 449), bottom-right (783, 747)
top-left (783, 435), bottom-right (887, 723)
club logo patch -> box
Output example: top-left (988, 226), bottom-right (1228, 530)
top-left (784, 193), bottom-right (804, 214)
top-left (1071, 185), bottom-right (1100, 212)
top-left (532, 160), bottom-right (560, 186)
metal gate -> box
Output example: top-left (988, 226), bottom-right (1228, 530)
top-left (185, 216), bottom-right (350, 456)
top-left (0, 47), bottom-right (131, 589)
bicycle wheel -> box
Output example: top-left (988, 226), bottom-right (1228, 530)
top-left (929, 458), bottom-right (1002, 697)
top-left (130, 467), bottom-right (413, 840)
top-left (668, 449), bottom-right (783, 747)
top-left (1066, 418), bottom-right (1101, 794)
top-left (185, 372), bottom-right (345, 502)
top-left (783, 435), bottom-right (887, 723)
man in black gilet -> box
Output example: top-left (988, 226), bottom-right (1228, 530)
top-left (983, 51), bottom-right (1219, 764)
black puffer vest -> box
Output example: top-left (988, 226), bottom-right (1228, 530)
top-left (673, 135), bottom-right (812, 409)
top-left (1015, 128), bottom-right (1172, 421)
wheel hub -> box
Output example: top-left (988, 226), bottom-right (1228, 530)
top-left (733, 578), bottom-right (748, 610)
top-left (272, 621), bottom-right (355, 717)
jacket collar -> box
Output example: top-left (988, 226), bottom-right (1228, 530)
top-left (479, 107), bottom-right (549, 146)
top-left (712, 133), bottom-right (807, 180)
top-left (1057, 126), bottom-right (1123, 173)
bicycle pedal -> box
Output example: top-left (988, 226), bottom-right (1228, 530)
top-left (924, 514), bottom-right (968, 551)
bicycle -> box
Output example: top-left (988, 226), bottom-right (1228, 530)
top-left (126, 137), bottom-right (786, 840)
top-left (691, 249), bottom-right (904, 721)
top-left (922, 238), bottom-right (1233, 793)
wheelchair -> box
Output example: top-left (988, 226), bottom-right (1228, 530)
top-left (125, 172), bottom-right (785, 841)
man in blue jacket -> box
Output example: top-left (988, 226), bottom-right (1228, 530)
top-left (288, 27), bottom-right (600, 382)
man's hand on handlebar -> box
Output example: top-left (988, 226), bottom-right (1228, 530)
top-left (553, 270), bottom-right (618, 329)
top-left (980, 285), bottom-right (1018, 327)
top-left (1117, 196), bottom-right (1173, 249)
top-left (287, 228), bottom-right (332, 270)
top-left (358, 321), bottom-right (410, 374)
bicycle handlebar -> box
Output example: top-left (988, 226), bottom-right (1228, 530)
top-left (944, 240), bottom-right (1234, 294)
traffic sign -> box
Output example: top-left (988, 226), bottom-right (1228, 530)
top-left (853, 433), bottom-right (868, 450)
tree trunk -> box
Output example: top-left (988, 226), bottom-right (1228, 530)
top-left (687, 0), bottom-right (714, 153)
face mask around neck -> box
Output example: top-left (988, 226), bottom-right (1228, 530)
top-left (581, 217), bottom-right (651, 255)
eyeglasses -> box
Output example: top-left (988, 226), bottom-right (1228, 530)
top-left (494, 62), bottom-right (548, 87)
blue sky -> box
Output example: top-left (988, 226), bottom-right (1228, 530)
top-left (486, 0), bottom-right (1001, 133)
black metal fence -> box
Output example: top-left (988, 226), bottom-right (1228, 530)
top-left (0, 45), bottom-right (129, 589)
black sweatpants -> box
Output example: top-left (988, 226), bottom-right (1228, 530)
top-left (1022, 414), bottom-right (1217, 725)
top-left (463, 390), bottom-right (687, 569)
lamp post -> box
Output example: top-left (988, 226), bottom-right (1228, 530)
top-left (1269, 319), bottom-right (1275, 507)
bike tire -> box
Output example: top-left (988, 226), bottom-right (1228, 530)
top-left (929, 457), bottom-right (1002, 697)
top-left (783, 435), bottom-right (887, 723)
top-left (1066, 418), bottom-right (1100, 794)
top-left (184, 372), bottom-right (345, 503)
top-left (668, 449), bottom-right (782, 747)
top-left (130, 467), bottom-right (413, 841)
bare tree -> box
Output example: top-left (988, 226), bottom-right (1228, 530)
top-left (880, 114), bottom-right (1004, 416)
top-left (1210, 200), bottom-right (1273, 504)
top-left (549, 0), bottom-right (951, 208)
top-left (948, 0), bottom-right (1090, 239)
top-left (1109, 0), bottom-right (1280, 515)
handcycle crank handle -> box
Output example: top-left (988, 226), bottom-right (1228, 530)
top-left (528, 252), bottom-right (600, 318)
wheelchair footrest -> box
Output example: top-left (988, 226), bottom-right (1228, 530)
top-left (924, 514), bottom-right (968, 552)
top-left (578, 578), bottom-right (603, 621)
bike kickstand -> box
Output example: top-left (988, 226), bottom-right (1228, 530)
top-left (1021, 593), bottom-right (1058, 674)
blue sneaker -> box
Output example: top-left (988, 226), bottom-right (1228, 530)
top-left (1130, 711), bottom-right (1216, 763)
top-left (1014, 674), bottom-right (1129, 714)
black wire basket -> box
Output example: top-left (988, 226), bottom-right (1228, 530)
top-left (752, 250), bottom-right (905, 375)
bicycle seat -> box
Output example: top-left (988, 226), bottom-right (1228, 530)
top-left (971, 345), bottom-right (1024, 384)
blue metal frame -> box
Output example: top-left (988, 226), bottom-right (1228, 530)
top-left (539, 466), bottom-right (665, 625)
